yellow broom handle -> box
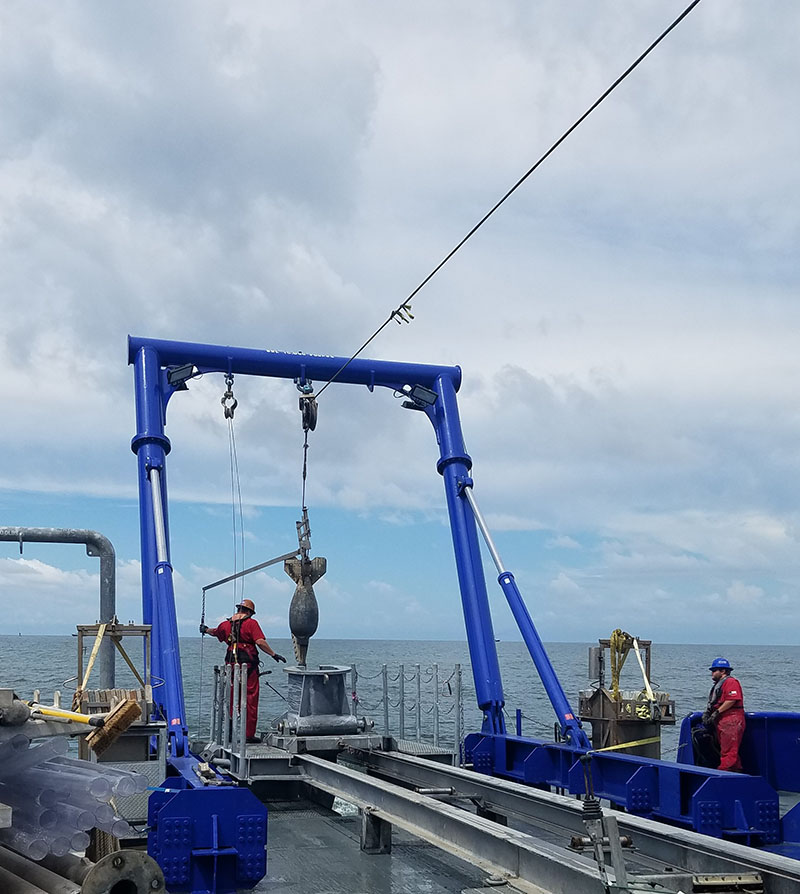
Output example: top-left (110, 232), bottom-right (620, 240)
top-left (31, 705), bottom-right (102, 725)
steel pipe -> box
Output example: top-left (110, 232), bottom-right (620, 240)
top-left (0, 846), bottom-right (79, 894)
top-left (0, 528), bottom-right (116, 688)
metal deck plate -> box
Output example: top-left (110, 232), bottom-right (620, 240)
top-left (258, 801), bottom-right (490, 893)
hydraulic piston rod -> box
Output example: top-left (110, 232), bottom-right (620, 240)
top-left (461, 486), bottom-right (591, 749)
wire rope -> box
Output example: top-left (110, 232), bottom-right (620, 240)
top-left (197, 587), bottom-right (207, 732)
top-left (227, 418), bottom-right (240, 607)
top-left (198, 374), bottom-right (247, 732)
top-left (313, 0), bottom-right (703, 399)
top-left (300, 427), bottom-right (310, 512)
top-left (230, 420), bottom-right (247, 599)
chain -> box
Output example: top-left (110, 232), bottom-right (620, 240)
top-left (357, 669), bottom-right (386, 680)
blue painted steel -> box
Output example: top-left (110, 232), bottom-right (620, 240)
top-left (127, 335), bottom-right (462, 392)
top-left (148, 782), bottom-right (267, 894)
top-left (465, 731), bottom-right (782, 846)
top-left (131, 344), bottom-right (187, 756)
top-left (128, 336), bottom-right (508, 741)
top-left (426, 375), bottom-right (505, 733)
top-left (678, 711), bottom-right (800, 793)
top-left (495, 570), bottom-right (590, 748)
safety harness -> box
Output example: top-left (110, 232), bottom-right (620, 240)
top-left (707, 676), bottom-right (727, 712)
top-left (224, 617), bottom-right (259, 668)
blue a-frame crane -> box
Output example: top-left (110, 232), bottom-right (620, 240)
top-left (129, 335), bottom-right (800, 892)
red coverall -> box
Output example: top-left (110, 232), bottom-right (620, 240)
top-left (712, 675), bottom-right (745, 772)
top-left (212, 616), bottom-right (265, 740)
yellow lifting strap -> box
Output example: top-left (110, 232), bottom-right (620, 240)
top-left (609, 628), bottom-right (634, 701)
top-left (589, 735), bottom-right (661, 754)
top-left (72, 622), bottom-right (107, 711)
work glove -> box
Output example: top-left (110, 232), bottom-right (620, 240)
top-left (199, 623), bottom-right (209, 635)
top-left (701, 710), bottom-right (712, 725)
top-left (272, 653), bottom-right (286, 663)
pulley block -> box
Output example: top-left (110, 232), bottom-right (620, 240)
top-left (300, 395), bottom-right (318, 431)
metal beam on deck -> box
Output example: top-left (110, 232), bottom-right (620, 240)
top-left (296, 754), bottom-right (635, 894)
top-left (349, 749), bottom-right (800, 894)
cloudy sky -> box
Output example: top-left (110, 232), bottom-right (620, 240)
top-left (1, 2), bottom-right (798, 647)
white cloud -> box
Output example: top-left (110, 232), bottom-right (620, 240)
top-left (366, 580), bottom-right (395, 595)
top-left (0, 557), bottom-right (97, 632)
top-left (546, 536), bottom-right (581, 550)
top-left (1, 2), bottom-right (799, 641)
top-left (726, 580), bottom-right (765, 606)
top-left (549, 572), bottom-right (581, 595)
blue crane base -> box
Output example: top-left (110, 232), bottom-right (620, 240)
top-left (464, 731), bottom-right (783, 846)
top-left (148, 780), bottom-right (267, 894)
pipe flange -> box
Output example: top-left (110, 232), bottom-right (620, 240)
top-left (81, 850), bottom-right (165, 894)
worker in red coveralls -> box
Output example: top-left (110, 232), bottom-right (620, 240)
top-left (200, 599), bottom-right (286, 743)
top-left (702, 657), bottom-right (746, 772)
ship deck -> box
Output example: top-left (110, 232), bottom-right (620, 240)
top-left (238, 744), bottom-right (800, 894)
top-left (258, 800), bottom-right (488, 894)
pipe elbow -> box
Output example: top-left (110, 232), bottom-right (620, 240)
top-left (84, 531), bottom-right (115, 560)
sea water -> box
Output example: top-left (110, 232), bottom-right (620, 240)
top-left (1, 635), bottom-right (795, 759)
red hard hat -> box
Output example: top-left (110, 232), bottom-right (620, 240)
top-left (236, 598), bottom-right (256, 614)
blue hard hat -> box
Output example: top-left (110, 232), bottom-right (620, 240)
top-left (709, 657), bottom-right (732, 670)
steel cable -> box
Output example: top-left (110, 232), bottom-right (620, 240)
top-left (314, 0), bottom-right (703, 400)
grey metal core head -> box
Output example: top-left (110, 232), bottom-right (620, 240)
top-left (285, 555), bottom-right (326, 666)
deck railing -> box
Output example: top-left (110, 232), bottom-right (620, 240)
top-left (350, 663), bottom-right (463, 756)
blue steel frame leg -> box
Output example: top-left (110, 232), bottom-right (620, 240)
top-left (131, 344), bottom-right (187, 756)
top-left (428, 375), bottom-right (505, 734)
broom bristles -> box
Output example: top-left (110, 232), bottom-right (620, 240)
top-left (85, 698), bottom-right (142, 756)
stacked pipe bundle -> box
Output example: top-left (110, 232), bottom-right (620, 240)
top-left (0, 734), bottom-right (147, 861)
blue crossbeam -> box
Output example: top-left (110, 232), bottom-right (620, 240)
top-left (465, 732), bottom-right (781, 845)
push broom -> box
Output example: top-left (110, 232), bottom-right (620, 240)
top-left (29, 699), bottom-right (142, 756)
